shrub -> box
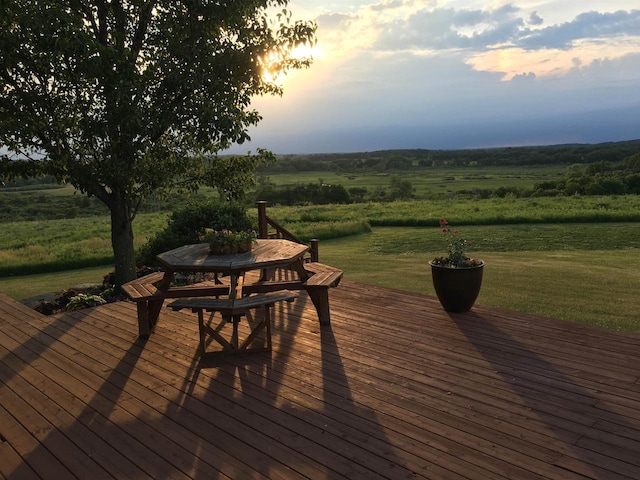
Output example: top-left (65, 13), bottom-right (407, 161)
top-left (137, 201), bottom-right (253, 266)
top-left (65, 293), bottom-right (107, 311)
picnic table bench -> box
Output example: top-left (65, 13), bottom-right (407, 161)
top-left (167, 290), bottom-right (298, 355)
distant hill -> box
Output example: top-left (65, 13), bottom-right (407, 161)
top-left (260, 139), bottom-right (640, 173)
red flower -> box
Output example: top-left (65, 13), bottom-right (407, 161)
top-left (439, 218), bottom-right (447, 226)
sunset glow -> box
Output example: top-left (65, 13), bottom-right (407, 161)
top-left (233, 1), bottom-right (640, 154)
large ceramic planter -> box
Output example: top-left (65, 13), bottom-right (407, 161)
top-left (429, 261), bottom-right (484, 313)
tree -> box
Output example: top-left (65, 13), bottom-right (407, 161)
top-left (388, 175), bottom-right (414, 201)
top-left (0, 1), bottom-right (315, 286)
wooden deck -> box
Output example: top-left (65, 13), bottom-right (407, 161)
top-left (1, 281), bottom-right (640, 480)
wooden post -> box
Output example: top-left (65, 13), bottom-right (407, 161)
top-left (256, 201), bottom-right (268, 239)
top-left (310, 239), bottom-right (319, 262)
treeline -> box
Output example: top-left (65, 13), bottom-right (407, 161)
top-left (259, 139), bottom-right (640, 173)
top-left (253, 175), bottom-right (414, 205)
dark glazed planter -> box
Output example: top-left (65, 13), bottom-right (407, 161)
top-left (429, 262), bottom-right (484, 313)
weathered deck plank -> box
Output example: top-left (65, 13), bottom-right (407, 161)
top-left (1, 284), bottom-right (640, 479)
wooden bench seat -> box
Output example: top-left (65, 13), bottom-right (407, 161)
top-left (167, 291), bottom-right (298, 355)
top-left (122, 273), bottom-right (230, 302)
top-left (122, 272), bottom-right (230, 337)
top-left (303, 262), bottom-right (343, 288)
top-left (301, 262), bottom-right (343, 325)
top-left (243, 262), bottom-right (342, 325)
top-left (121, 271), bottom-right (165, 301)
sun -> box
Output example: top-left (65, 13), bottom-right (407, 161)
top-left (261, 42), bottom-right (321, 85)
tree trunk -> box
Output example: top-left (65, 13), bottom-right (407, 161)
top-left (110, 198), bottom-right (137, 288)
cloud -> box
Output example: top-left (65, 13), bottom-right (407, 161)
top-left (229, 2), bottom-right (640, 154)
top-left (519, 9), bottom-right (640, 50)
top-left (376, 5), bottom-right (525, 50)
top-left (511, 72), bottom-right (536, 82)
top-left (316, 12), bottom-right (353, 30)
top-left (528, 11), bottom-right (543, 26)
top-left (373, 5), bottom-right (640, 52)
top-left (370, 0), bottom-right (405, 12)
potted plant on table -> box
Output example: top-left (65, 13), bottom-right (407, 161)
top-left (201, 229), bottom-right (257, 254)
top-left (429, 218), bottom-right (484, 312)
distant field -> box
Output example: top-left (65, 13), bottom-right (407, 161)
top-left (258, 164), bottom-right (566, 198)
top-left (1, 164), bottom-right (568, 222)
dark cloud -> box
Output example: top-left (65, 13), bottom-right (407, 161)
top-left (377, 6), bottom-right (524, 50)
top-left (529, 11), bottom-right (543, 26)
top-left (520, 9), bottom-right (640, 50)
top-left (375, 5), bottom-right (640, 52)
top-left (511, 72), bottom-right (536, 82)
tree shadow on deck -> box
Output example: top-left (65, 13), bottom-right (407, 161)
top-left (451, 310), bottom-right (640, 480)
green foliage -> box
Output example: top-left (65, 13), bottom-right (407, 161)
top-left (532, 152), bottom-right (640, 196)
top-left (430, 219), bottom-right (481, 267)
top-left (284, 220), bottom-right (372, 242)
top-left (65, 293), bottom-right (107, 311)
top-left (201, 150), bottom-right (275, 201)
top-left (267, 196), bottom-right (640, 228)
top-left (253, 181), bottom-right (352, 205)
top-left (0, 213), bottom-right (166, 276)
top-left (137, 202), bottom-right (253, 266)
top-left (4, 195), bottom-right (640, 277)
top-left (388, 175), bottom-right (415, 201)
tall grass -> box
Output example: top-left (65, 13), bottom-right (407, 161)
top-left (0, 213), bottom-right (169, 276)
top-left (272, 195), bottom-right (640, 226)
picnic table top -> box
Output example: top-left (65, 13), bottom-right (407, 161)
top-left (157, 238), bottom-right (309, 273)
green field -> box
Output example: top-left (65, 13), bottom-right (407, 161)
top-left (1, 163), bottom-right (568, 222)
top-left (258, 164), bottom-right (566, 198)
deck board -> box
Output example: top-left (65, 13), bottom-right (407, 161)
top-left (1, 282), bottom-right (640, 480)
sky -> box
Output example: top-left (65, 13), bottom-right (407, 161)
top-left (229, 0), bottom-right (640, 154)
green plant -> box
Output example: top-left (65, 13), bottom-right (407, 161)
top-left (201, 229), bottom-right (257, 246)
top-left (430, 218), bottom-right (482, 268)
top-left (201, 229), bottom-right (257, 254)
top-left (65, 293), bottom-right (107, 311)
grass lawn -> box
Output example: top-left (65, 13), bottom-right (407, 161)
top-left (313, 230), bottom-right (640, 333)
top-left (3, 227), bottom-right (638, 334)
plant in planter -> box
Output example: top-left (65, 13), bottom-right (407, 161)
top-left (201, 228), bottom-right (257, 254)
top-left (429, 218), bottom-right (484, 312)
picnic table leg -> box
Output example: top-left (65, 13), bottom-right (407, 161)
top-left (137, 297), bottom-right (163, 338)
top-left (136, 302), bottom-right (152, 338)
top-left (305, 287), bottom-right (331, 326)
top-left (137, 269), bottom-right (174, 338)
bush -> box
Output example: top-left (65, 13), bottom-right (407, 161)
top-left (137, 201), bottom-right (253, 266)
top-left (66, 293), bottom-right (107, 311)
